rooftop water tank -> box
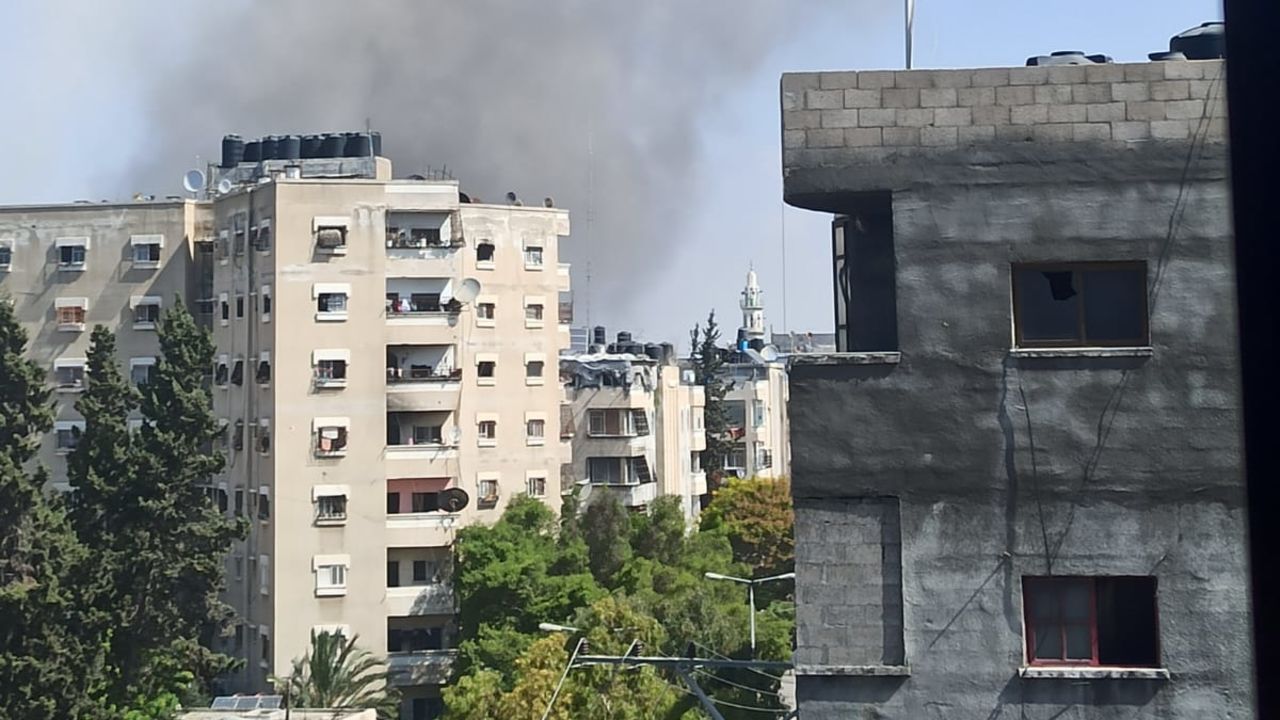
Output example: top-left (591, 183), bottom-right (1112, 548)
top-left (243, 140), bottom-right (261, 163)
top-left (1025, 50), bottom-right (1113, 66)
top-left (259, 135), bottom-right (279, 161)
top-left (221, 134), bottom-right (244, 168)
top-left (370, 131), bottom-right (383, 157)
top-left (1170, 22), bottom-right (1225, 60)
top-left (645, 344), bottom-right (663, 361)
top-left (277, 135), bottom-right (301, 160)
top-left (301, 134), bottom-right (324, 159)
top-left (344, 132), bottom-right (372, 158)
top-left (320, 133), bottom-right (345, 157)
top-left (617, 331), bottom-right (632, 344)
top-left (593, 326), bottom-right (607, 346)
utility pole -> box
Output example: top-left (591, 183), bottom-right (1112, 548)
top-left (704, 571), bottom-right (796, 657)
top-left (905, 0), bottom-right (916, 69)
top-left (572, 655), bottom-right (794, 720)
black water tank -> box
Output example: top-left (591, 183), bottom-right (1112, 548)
top-left (243, 140), bottom-right (261, 163)
top-left (1170, 22), bottom-right (1225, 60)
top-left (301, 134), bottom-right (324, 159)
top-left (593, 326), bottom-right (607, 346)
top-left (370, 131), bottom-right (383, 157)
top-left (221, 134), bottom-right (245, 168)
top-left (259, 136), bottom-right (279, 161)
top-left (661, 342), bottom-right (674, 363)
top-left (1027, 50), bottom-right (1094, 66)
top-left (617, 331), bottom-right (632, 344)
top-left (320, 133), bottom-right (345, 157)
top-left (749, 338), bottom-right (766, 351)
top-left (645, 344), bottom-right (663, 361)
top-left (344, 132), bottom-right (372, 157)
top-left (277, 135), bottom-right (302, 160)
top-left (1148, 50), bottom-right (1189, 61)
top-left (606, 344), bottom-right (617, 354)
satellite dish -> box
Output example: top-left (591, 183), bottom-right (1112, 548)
top-left (454, 278), bottom-right (482, 305)
top-left (760, 345), bottom-right (780, 362)
top-left (543, 197), bottom-right (555, 208)
top-left (505, 191), bottom-right (519, 205)
top-left (217, 178), bottom-right (233, 195)
top-left (182, 169), bottom-right (206, 194)
top-left (439, 488), bottom-right (470, 513)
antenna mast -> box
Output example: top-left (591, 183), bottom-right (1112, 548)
top-left (905, 0), bottom-right (916, 69)
top-left (585, 112), bottom-right (595, 330)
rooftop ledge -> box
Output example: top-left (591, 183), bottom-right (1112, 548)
top-left (1020, 666), bottom-right (1170, 681)
top-left (795, 664), bottom-right (911, 677)
top-left (1010, 346), bottom-right (1153, 359)
top-left (789, 351), bottom-right (901, 367)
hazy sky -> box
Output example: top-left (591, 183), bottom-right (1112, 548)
top-left (0, 1), bottom-right (1222, 349)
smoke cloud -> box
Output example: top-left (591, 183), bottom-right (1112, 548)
top-left (114, 0), bottom-right (864, 322)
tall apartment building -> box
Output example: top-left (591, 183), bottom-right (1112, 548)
top-left (561, 339), bottom-right (706, 521)
top-left (780, 44), bottom-right (1251, 719)
top-left (0, 133), bottom-right (571, 720)
top-left (0, 199), bottom-right (209, 489)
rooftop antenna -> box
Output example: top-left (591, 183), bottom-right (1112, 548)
top-left (585, 110), bottom-right (595, 330)
top-left (905, 0), bottom-right (916, 69)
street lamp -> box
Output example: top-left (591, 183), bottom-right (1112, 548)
top-left (704, 571), bottom-right (796, 656)
top-left (538, 622), bottom-right (581, 634)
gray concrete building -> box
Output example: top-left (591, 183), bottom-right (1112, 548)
top-left (781, 55), bottom-right (1253, 718)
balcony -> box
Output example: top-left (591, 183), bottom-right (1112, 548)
top-left (386, 582), bottom-right (455, 617)
top-left (387, 650), bottom-right (457, 687)
top-left (387, 375), bottom-right (461, 412)
top-left (384, 512), bottom-right (459, 548)
top-left (595, 481), bottom-right (658, 508)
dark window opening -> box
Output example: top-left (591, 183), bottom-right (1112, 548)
top-left (387, 561), bottom-right (400, 588)
top-left (832, 195), bottom-right (898, 353)
top-left (476, 242), bottom-right (495, 263)
top-left (233, 420), bottom-right (244, 451)
top-left (236, 295), bottom-right (245, 318)
top-left (386, 492), bottom-right (401, 515)
top-left (1013, 263), bottom-right (1148, 348)
top-left (413, 560), bottom-right (428, 582)
top-left (1023, 576), bottom-right (1159, 667)
top-left (231, 359), bottom-right (245, 386)
top-left (411, 492), bottom-right (440, 513)
top-left (256, 359), bottom-right (271, 384)
top-left (477, 361), bottom-right (496, 378)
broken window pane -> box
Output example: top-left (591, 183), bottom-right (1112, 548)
top-left (1016, 269), bottom-right (1080, 342)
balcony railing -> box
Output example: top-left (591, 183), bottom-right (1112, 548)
top-left (387, 649), bottom-right (457, 686)
top-left (386, 582), bottom-right (455, 616)
top-left (387, 303), bottom-right (461, 317)
top-left (387, 367), bottom-right (462, 384)
top-left (386, 231), bottom-right (463, 250)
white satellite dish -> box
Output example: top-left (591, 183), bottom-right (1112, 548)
top-left (182, 169), bottom-right (206, 194)
top-left (454, 278), bottom-right (482, 305)
top-left (217, 178), bottom-right (233, 195)
top-left (760, 345), bottom-right (780, 362)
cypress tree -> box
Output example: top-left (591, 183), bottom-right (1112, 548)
top-left (690, 310), bottom-right (733, 494)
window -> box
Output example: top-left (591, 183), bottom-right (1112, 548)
top-left (257, 419), bottom-right (271, 454)
top-left (386, 492), bottom-right (401, 515)
top-left (316, 494), bottom-right (348, 522)
top-left (259, 625), bottom-right (271, 666)
top-left (526, 360), bottom-right (544, 383)
top-left (315, 359), bottom-right (348, 386)
top-left (525, 303), bottom-right (544, 322)
top-left (130, 358), bottom-right (157, 387)
top-left (1023, 576), bottom-right (1159, 667)
top-left (54, 360), bottom-right (86, 392)
top-left (477, 420), bottom-right (497, 446)
top-left (217, 230), bottom-right (230, 262)
top-left (233, 215), bottom-right (247, 256)
top-left (411, 698), bottom-right (444, 720)
top-left (0, 241), bottom-right (12, 270)
top-left (54, 421), bottom-right (84, 452)
top-left (235, 490), bottom-right (244, 516)
top-left (316, 292), bottom-right (349, 320)
top-left (409, 424), bottom-right (443, 445)
top-left (478, 477), bottom-right (499, 503)
top-left (219, 293), bottom-right (229, 325)
top-left (55, 298), bottom-right (88, 331)
top-left (526, 419), bottom-right (545, 445)
top-left (588, 409), bottom-right (642, 437)
top-left (315, 420), bottom-right (350, 455)
top-left (261, 285), bottom-right (272, 322)
top-left (315, 557), bottom-right (348, 597)
top-left (387, 561), bottom-right (401, 587)
top-left (752, 402), bottom-right (766, 428)
top-left (315, 218), bottom-right (348, 253)
top-left (527, 475), bottom-right (547, 497)
top-left (233, 420), bottom-right (245, 451)
top-left (235, 294), bottom-right (245, 319)
top-left (412, 560), bottom-right (429, 583)
top-left (757, 447), bottom-right (774, 470)
top-left (253, 220), bottom-right (272, 252)
top-left (56, 238), bottom-right (88, 270)
top-left (1013, 263), bottom-right (1148, 348)
top-left (411, 492), bottom-right (440, 513)
top-left (477, 361), bottom-right (496, 380)
top-left (215, 355), bottom-right (229, 386)
top-left (132, 297), bottom-right (161, 329)
top-left (131, 235), bottom-right (162, 266)
top-left (256, 352), bottom-right (271, 384)
top-left (231, 357), bottom-right (244, 386)
top-left (691, 452), bottom-right (702, 473)
top-left (233, 554), bottom-right (244, 581)
top-left (257, 488), bottom-right (271, 520)
top-left (476, 241), bottom-right (495, 264)
top-left (726, 447), bottom-right (748, 473)
top-left (259, 555), bottom-right (270, 596)
top-left (524, 244), bottom-right (544, 267)
top-left (477, 302), bottom-right (496, 320)
top-left (587, 457), bottom-right (623, 484)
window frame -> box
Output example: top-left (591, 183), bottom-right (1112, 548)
top-left (1022, 575), bottom-right (1162, 668)
top-left (1011, 261), bottom-right (1150, 349)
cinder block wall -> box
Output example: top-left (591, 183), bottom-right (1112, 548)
top-left (782, 60), bottom-right (1226, 153)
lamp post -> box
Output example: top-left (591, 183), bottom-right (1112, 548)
top-left (704, 571), bottom-right (796, 656)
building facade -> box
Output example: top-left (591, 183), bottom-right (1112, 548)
top-left (0, 139), bottom-right (571, 720)
top-left (561, 344), bottom-right (707, 521)
top-left (781, 57), bottom-right (1252, 718)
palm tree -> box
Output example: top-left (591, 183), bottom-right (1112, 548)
top-left (273, 630), bottom-right (400, 719)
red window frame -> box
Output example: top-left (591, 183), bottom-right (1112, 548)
top-left (1023, 576), bottom-right (1099, 666)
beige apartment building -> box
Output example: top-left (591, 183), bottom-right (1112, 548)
top-left (0, 135), bottom-right (571, 720)
top-left (720, 268), bottom-right (790, 480)
top-left (560, 341), bottom-right (706, 520)
top-left (0, 198), bottom-right (208, 490)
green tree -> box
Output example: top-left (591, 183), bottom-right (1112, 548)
top-left (630, 495), bottom-right (687, 566)
top-left (0, 298), bottom-right (110, 718)
top-left (700, 476), bottom-right (795, 580)
top-left (690, 310), bottom-right (733, 493)
top-left (581, 493), bottom-right (633, 585)
top-left (274, 631), bottom-right (399, 719)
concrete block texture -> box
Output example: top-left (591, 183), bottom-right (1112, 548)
top-left (787, 174), bottom-right (1249, 717)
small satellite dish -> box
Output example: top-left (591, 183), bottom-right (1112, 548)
top-left (182, 169), bottom-right (206, 194)
top-left (543, 197), bottom-right (555, 208)
top-left (439, 488), bottom-right (470, 513)
top-left (217, 178), bottom-right (233, 195)
top-left (505, 191), bottom-right (518, 204)
top-left (454, 278), bottom-right (482, 304)
top-left (760, 345), bottom-right (780, 362)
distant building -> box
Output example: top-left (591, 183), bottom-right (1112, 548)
top-left (771, 330), bottom-right (837, 355)
top-left (561, 338), bottom-right (707, 520)
top-left (780, 48), bottom-right (1249, 719)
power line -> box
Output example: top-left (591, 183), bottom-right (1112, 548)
top-left (694, 641), bottom-right (783, 681)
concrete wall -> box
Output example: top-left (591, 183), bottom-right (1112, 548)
top-left (783, 61), bottom-right (1252, 719)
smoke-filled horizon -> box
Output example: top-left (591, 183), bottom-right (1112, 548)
top-left (111, 0), bottom-right (874, 326)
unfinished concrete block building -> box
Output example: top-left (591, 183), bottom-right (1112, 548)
top-left (780, 53), bottom-right (1253, 718)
